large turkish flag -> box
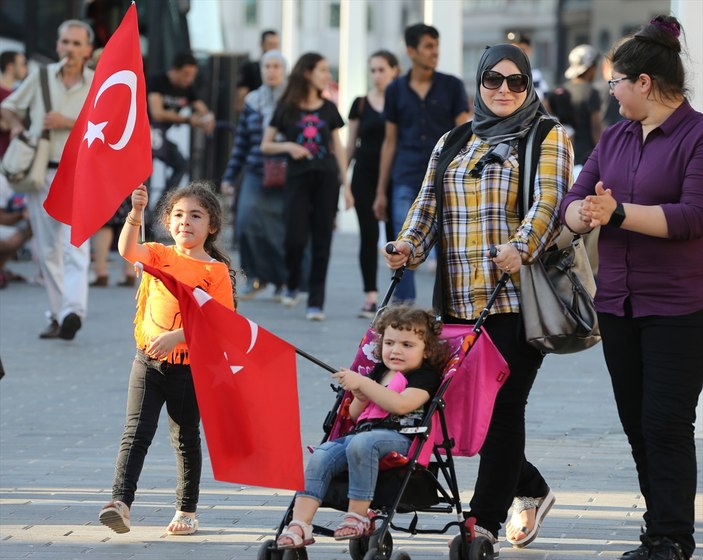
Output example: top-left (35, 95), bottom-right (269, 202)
top-left (140, 263), bottom-right (305, 491)
top-left (45, 3), bottom-right (151, 246)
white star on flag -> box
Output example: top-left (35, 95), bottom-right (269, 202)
top-left (83, 120), bottom-right (107, 147)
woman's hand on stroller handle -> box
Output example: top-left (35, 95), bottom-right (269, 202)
top-left (384, 242), bottom-right (411, 269)
top-left (488, 243), bottom-right (521, 275)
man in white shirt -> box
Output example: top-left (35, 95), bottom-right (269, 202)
top-left (1, 20), bottom-right (94, 340)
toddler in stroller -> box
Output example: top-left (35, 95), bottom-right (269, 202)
top-left (275, 306), bottom-right (448, 551)
top-left (262, 288), bottom-right (510, 560)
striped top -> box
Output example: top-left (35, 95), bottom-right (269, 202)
top-left (222, 103), bottom-right (266, 182)
top-left (398, 124), bottom-right (573, 320)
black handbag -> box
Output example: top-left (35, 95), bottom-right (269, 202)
top-left (518, 117), bottom-right (601, 354)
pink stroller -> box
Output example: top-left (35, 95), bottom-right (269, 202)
top-left (259, 266), bottom-right (512, 560)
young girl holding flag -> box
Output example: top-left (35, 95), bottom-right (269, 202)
top-left (99, 181), bottom-right (236, 536)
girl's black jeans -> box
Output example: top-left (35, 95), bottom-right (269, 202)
top-left (111, 351), bottom-right (202, 512)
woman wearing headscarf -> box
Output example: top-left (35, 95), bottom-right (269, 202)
top-left (222, 50), bottom-right (287, 300)
top-left (385, 44), bottom-right (573, 553)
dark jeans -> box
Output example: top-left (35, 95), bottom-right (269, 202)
top-left (459, 313), bottom-right (550, 536)
top-left (390, 183), bottom-right (419, 303)
top-left (111, 351), bottom-right (202, 512)
top-left (599, 308), bottom-right (703, 558)
top-left (284, 169), bottom-right (339, 309)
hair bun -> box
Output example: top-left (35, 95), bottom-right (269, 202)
top-left (650, 16), bottom-right (681, 38)
top-left (636, 15), bottom-right (682, 52)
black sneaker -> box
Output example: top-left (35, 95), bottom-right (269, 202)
top-left (620, 543), bottom-right (650, 560)
top-left (649, 538), bottom-right (687, 560)
top-left (623, 534), bottom-right (689, 560)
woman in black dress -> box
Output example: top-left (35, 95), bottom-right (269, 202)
top-left (345, 50), bottom-right (400, 318)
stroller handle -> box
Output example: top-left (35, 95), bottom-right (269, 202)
top-left (473, 245), bottom-right (511, 333)
top-left (377, 243), bottom-right (406, 314)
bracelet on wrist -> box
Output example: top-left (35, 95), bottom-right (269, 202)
top-left (126, 213), bottom-right (142, 227)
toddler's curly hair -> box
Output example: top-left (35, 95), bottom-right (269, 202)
top-left (371, 306), bottom-right (449, 370)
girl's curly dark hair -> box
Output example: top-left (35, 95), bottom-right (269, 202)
top-left (371, 306), bottom-right (449, 371)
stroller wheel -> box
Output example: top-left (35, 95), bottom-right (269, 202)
top-left (449, 535), bottom-right (495, 560)
top-left (469, 537), bottom-right (495, 560)
top-left (350, 530), bottom-right (393, 560)
top-left (282, 548), bottom-right (309, 560)
top-left (257, 539), bottom-right (283, 560)
top-left (361, 549), bottom-right (385, 560)
top-left (349, 536), bottom-right (368, 560)
top-left (449, 535), bottom-right (467, 560)
top-left (358, 530), bottom-right (394, 560)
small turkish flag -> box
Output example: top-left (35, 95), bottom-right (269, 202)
top-left (45, 3), bottom-right (151, 247)
top-left (140, 263), bottom-right (305, 491)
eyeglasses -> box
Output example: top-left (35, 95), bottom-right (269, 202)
top-left (608, 76), bottom-right (628, 91)
top-left (481, 70), bottom-right (530, 93)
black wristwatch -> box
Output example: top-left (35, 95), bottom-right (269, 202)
top-left (608, 202), bottom-right (626, 228)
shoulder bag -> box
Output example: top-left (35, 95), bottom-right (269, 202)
top-left (518, 116), bottom-right (601, 354)
top-left (0, 67), bottom-right (51, 193)
top-left (262, 156), bottom-right (287, 188)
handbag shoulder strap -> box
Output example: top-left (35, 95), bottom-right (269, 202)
top-left (517, 114), bottom-right (558, 219)
top-left (431, 121), bottom-right (474, 319)
top-left (39, 67), bottom-right (51, 140)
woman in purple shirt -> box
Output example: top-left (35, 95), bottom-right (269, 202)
top-left (561, 16), bottom-right (703, 560)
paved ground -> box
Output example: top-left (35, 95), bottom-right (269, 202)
top-left (0, 230), bottom-right (701, 560)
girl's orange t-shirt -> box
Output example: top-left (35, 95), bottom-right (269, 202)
top-left (133, 243), bottom-right (235, 364)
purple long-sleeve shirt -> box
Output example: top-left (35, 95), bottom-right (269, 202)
top-left (560, 100), bottom-right (703, 318)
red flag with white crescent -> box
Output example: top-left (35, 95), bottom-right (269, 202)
top-left (45, 3), bottom-right (152, 247)
top-left (139, 262), bottom-right (305, 491)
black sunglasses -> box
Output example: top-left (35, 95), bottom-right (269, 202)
top-left (481, 70), bottom-right (530, 93)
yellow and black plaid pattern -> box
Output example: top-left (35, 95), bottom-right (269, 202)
top-left (398, 125), bottom-right (573, 320)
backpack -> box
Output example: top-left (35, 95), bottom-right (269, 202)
top-left (431, 115), bottom-right (558, 315)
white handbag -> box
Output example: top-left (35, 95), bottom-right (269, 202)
top-left (0, 132), bottom-right (50, 192)
top-left (0, 67), bottom-right (51, 193)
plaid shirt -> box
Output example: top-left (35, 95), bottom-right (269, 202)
top-left (398, 124), bottom-right (573, 320)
